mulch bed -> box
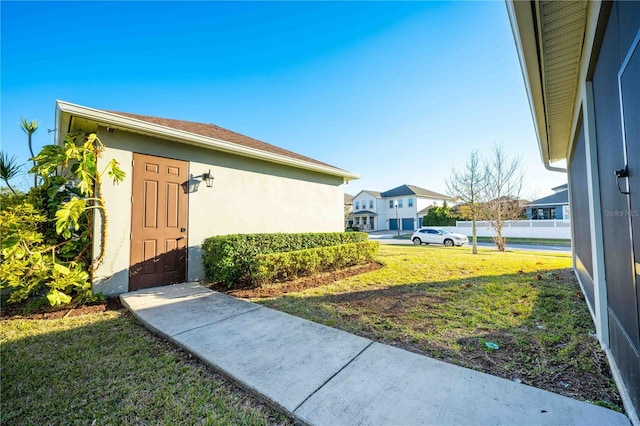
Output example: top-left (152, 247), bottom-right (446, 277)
top-left (211, 262), bottom-right (383, 298)
top-left (1, 298), bottom-right (124, 320)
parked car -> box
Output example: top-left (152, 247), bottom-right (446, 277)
top-left (411, 227), bottom-right (468, 247)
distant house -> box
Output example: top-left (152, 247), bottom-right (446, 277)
top-left (55, 100), bottom-right (359, 295)
top-left (344, 193), bottom-right (354, 228)
top-left (526, 184), bottom-right (569, 220)
top-left (351, 185), bottom-right (452, 231)
top-left (351, 190), bottom-right (382, 231)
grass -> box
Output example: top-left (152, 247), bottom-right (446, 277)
top-left (252, 244), bottom-right (622, 411)
top-left (0, 308), bottom-right (290, 425)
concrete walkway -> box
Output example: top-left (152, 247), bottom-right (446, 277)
top-left (120, 282), bottom-right (630, 426)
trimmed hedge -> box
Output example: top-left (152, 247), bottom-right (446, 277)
top-left (255, 241), bottom-right (379, 285)
top-left (202, 232), bottom-right (369, 286)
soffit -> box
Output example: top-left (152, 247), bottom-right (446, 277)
top-left (538, 0), bottom-right (588, 162)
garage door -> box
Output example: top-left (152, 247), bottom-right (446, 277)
top-left (389, 219), bottom-right (398, 230)
top-left (402, 218), bottom-right (414, 231)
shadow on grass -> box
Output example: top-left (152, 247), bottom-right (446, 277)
top-left (0, 312), bottom-right (286, 425)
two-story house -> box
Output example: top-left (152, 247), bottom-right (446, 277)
top-left (350, 190), bottom-right (382, 231)
top-left (350, 185), bottom-right (452, 231)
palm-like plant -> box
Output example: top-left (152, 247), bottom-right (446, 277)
top-left (0, 151), bottom-right (22, 194)
top-left (20, 118), bottom-right (39, 187)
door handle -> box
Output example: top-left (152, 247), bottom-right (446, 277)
top-left (615, 165), bottom-right (630, 195)
top-left (177, 235), bottom-right (186, 240)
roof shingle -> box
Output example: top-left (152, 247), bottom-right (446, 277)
top-left (108, 110), bottom-right (338, 170)
top-left (380, 184), bottom-right (452, 200)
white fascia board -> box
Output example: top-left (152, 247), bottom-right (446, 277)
top-left (56, 100), bottom-right (360, 180)
top-left (505, 1), bottom-right (551, 164)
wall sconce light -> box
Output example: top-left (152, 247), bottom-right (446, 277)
top-left (202, 170), bottom-right (215, 188)
top-left (182, 170), bottom-right (215, 194)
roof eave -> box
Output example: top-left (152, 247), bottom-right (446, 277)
top-left (506, 0), bottom-right (552, 165)
top-left (56, 100), bottom-right (360, 181)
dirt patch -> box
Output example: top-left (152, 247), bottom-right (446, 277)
top-left (1, 298), bottom-right (124, 320)
top-left (213, 262), bottom-right (383, 298)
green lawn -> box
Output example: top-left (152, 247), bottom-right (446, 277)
top-left (0, 308), bottom-right (290, 425)
top-left (253, 244), bottom-right (622, 411)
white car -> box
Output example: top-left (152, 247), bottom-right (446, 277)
top-left (411, 227), bottom-right (468, 247)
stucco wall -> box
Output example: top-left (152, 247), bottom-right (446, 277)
top-left (92, 127), bottom-right (346, 295)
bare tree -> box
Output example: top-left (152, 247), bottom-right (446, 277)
top-left (447, 150), bottom-right (486, 254)
top-left (483, 145), bottom-right (525, 252)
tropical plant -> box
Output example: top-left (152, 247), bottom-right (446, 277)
top-left (0, 151), bottom-right (22, 194)
top-left (20, 118), bottom-right (39, 188)
top-left (1, 131), bottom-right (125, 306)
top-left (32, 131), bottom-right (125, 270)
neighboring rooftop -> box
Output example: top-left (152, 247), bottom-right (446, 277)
top-left (344, 194), bottom-right (354, 203)
top-left (528, 190), bottom-right (569, 207)
top-left (380, 184), bottom-right (452, 200)
top-left (551, 183), bottom-right (568, 192)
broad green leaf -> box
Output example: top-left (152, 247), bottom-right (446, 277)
top-left (55, 197), bottom-right (86, 238)
top-left (46, 288), bottom-right (72, 306)
top-left (53, 263), bottom-right (71, 275)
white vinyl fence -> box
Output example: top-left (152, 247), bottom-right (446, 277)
top-left (440, 219), bottom-right (571, 239)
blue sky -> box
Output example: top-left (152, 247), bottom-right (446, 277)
top-left (1, 1), bottom-right (565, 198)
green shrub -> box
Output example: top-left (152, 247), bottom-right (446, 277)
top-left (0, 198), bottom-right (93, 305)
top-left (423, 201), bottom-right (458, 226)
top-left (201, 232), bottom-right (369, 286)
top-left (255, 241), bottom-right (379, 285)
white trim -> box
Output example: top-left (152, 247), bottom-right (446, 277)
top-left (505, 1), bottom-right (550, 164)
top-left (583, 81), bottom-right (609, 347)
top-left (567, 1), bottom-right (603, 164)
top-left (55, 100), bottom-right (360, 181)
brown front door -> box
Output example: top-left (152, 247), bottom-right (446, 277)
top-left (130, 153), bottom-right (188, 291)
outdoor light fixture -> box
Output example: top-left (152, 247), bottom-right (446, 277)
top-left (182, 170), bottom-right (215, 194)
top-left (202, 170), bottom-right (215, 188)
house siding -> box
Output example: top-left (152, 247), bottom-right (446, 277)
top-left (92, 127), bottom-right (345, 295)
top-left (591, 1), bottom-right (640, 413)
top-left (569, 122), bottom-right (595, 309)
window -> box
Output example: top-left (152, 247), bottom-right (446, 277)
top-left (532, 207), bottom-right (557, 220)
top-left (369, 200), bottom-right (373, 209)
top-left (389, 200), bottom-right (394, 209)
top-left (363, 217), bottom-right (367, 225)
top-left (408, 198), bottom-right (414, 207)
top-left (398, 199), bottom-right (403, 208)
top-left (355, 201), bottom-right (359, 210)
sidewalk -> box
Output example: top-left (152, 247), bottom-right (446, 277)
top-left (120, 282), bottom-right (630, 426)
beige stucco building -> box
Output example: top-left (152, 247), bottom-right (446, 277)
top-left (55, 101), bottom-right (359, 295)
